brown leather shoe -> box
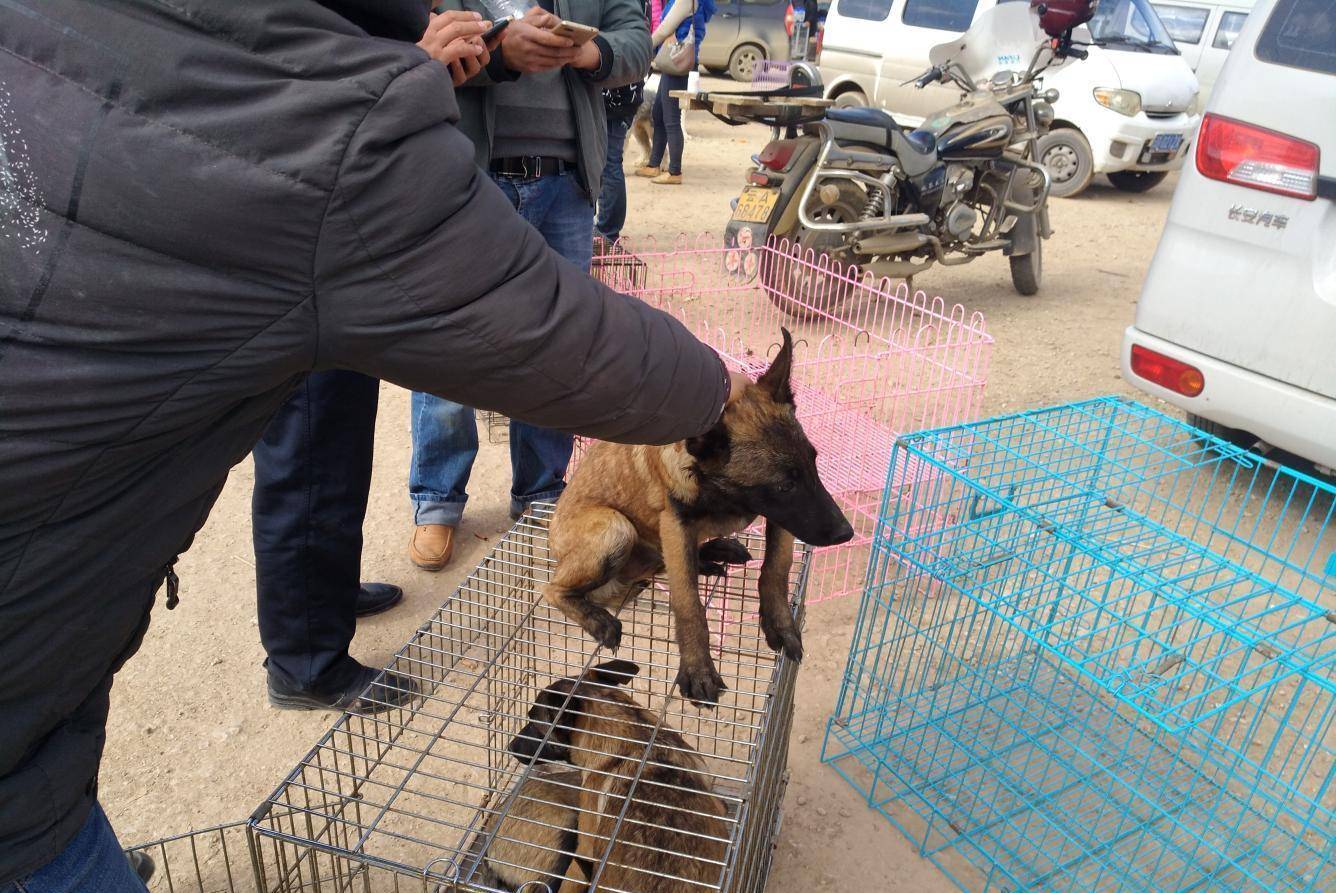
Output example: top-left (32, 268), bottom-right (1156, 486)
top-left (409, 524), bottom-right (455, 571)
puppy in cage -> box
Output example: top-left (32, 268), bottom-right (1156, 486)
top-left (508, 660), bottom-right (729, 893)
top-left (544, 329), bottom-right (854, 703)
top-left (473, 763), bottom-right (583, 893)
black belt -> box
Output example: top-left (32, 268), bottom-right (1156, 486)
top-left (489, 156), bottom-right (574, 178)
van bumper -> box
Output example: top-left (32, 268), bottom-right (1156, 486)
top-left (1122, 327), bottom-right (1336, 470)
top-left (1090, 111), bottom-right (1199, 174)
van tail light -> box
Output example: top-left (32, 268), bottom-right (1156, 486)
top-left (758, 140), bottom-right (800, 171)
top-left (785, 4), bottom-right (795, 36)
top-left (1130, 344), bottom-right (1205, 397)
top-left (1196, 113), bottom-right (1319, 200)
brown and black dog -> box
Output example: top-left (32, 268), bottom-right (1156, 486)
top-left (508, 660), bottom-right (729, 893)
top-left (475, 763), bottom-right (583, 893)
top-left (544, 330), bottom-right (853, 704)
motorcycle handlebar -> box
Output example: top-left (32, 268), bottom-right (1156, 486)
top-left (914, 66), bottom-right (943, 88)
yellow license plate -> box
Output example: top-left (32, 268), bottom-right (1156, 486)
top-left (733, 186), bottom-right (779, 224)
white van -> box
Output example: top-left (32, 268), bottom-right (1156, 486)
top-left (819, 0), bottom-right (1202, 196)
top-left (1152, 0), bottom-right (1253, 101)
top-left (1123, 0), bottom-right (1336, 472)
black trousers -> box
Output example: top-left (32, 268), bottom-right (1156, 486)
top-left (251, 370), bottom-right (380, 692)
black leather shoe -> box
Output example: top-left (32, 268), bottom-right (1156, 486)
top-left (267, 664), bottom-right (421, 714)
top-left (355, 582), bottom-right (403, 617)
top-left (125, 851), bottom-right (155, 885)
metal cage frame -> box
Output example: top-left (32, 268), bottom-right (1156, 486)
top-left (823, 396), bottom-right (1335, 892)
top-left (588, 234), bottom-right (992, 604)
top-left (249, 504), bottom-right (807, 893)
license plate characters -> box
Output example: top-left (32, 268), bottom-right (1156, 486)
top-left (733, 187), bottom-right (779, 224)
top-left (1151, 133), bottom-right (1183, 153)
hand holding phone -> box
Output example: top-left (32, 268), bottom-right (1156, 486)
top-left (549, 20), bottom-right (599, 45)
top-left (481, 16), bottom-right (513, 45)
top-left (499, 14), bottom-right (584, 73)
top-left (417, 11), bottom-right (491, 84)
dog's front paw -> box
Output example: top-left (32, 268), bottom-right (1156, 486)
top-left (698, 538), bottom-right (753, 566)
top-left (760, 610), bottom-right (804, 663)
top-left (675, 658), bottom-right (727, 706)
top-left (581, 608), bottom-right (623, 651)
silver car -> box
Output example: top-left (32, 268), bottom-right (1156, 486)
top-left (698, 0), bottom-right (793, 81)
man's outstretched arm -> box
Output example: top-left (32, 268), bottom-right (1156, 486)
top-left (313, 59), bottom-right (731, 444)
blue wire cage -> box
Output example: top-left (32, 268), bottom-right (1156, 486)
top-left (822, 397), bottom-right (1334, 892)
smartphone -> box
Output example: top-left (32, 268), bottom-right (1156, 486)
top-left (481, 16), bottom-right (513, 43)
top-left (550, 20), bottom-right (599, 45)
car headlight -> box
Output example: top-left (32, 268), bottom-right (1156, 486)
top-left (1093, 87), bottom-right (1142, 117)
top-left (1186, 92), bottom-right (1200, 116)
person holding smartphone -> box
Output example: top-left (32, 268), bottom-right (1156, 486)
top-left (249, 7), bottom-right (508, 725)
top-left (406, 0), bottom-right (651, 573)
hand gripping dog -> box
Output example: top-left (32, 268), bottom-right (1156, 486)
top-left (544, 330), bottom-right (854, 704)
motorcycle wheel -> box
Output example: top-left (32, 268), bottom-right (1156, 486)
top-left (761, 184), bottom-right (864, 322)
top-left (1107, 170), bottom-right (1169, 193)
top-left (1009, 238), bottom-right (1042, 296)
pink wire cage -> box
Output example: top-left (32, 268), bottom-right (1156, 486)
top-left (578, 234), bottom-right (993, 603)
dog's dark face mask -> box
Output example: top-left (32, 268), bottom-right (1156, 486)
top-left (508, 661), bottom-right (641, 765)
top-left (686, 330), bottom-right (854, 548)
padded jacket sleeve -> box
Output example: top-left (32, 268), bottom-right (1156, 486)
top-left (591, 0), bottom-right (652, 88)
top-left (313, 60), bottom-right (727, 444)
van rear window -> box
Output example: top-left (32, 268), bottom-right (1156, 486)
top-left (903, 0), bottom-right (978, 32)
top-left (1154, 4), bottom-right (1209, 44)
top-left (1256, 0), bottom-right (1336, 75)
top-left (836, 0), bottom-right (893, 21)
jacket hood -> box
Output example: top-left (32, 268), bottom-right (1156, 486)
top-left (317, 0), bottom-right (428, 41)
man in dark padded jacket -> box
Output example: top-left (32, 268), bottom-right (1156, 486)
top-left (0, 0), bottom-right (739, 888)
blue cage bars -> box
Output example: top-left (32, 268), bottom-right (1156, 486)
top-left (823, 397), bottom-right (1334, 892)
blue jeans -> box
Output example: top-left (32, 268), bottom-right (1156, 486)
top-left (596, 116), bottom-right (631, 242)
top-left (7, 803), bottom-right (145, 893)
top-left (649, 72), bottom-right (689, 176)
top-left (410, 170), bottom-right (592, 526)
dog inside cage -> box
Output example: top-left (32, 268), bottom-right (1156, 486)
top-left (494, 658), bottom-right (730, 892)
top-left (251, 505), bottom-right (805, 893)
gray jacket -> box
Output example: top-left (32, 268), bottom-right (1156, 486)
top-left (437, 0), bottom-right (651, 198)
top-left (0, 0), bottom-right (723, 882)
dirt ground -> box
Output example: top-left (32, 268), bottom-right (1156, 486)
top-left (100, 79), bottom-right (1181, 891)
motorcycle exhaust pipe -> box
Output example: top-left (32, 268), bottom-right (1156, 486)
top-left (852, 232), bottom-right (931, 255)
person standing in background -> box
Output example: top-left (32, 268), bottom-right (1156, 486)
top-left (407, 0), bottom-right (651, 573)
top-left (636, 0), bottom-right (713, 185)
top-left (596, 0), bottom-right (652, 247)
top-left (253, 9), bottom-right (496, 716)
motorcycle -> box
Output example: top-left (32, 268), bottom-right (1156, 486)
top-left (720, 0), bottom-right (1095, 314)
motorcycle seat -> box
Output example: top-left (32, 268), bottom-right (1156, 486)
top-left (827, 106), bottom-right (902, 139)
top-left (826, 107), bottom-right (937, 157)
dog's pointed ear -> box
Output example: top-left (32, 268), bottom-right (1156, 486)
top-left (686, 421), bottom-right (730, 464)
top-left (590, 660), bottom-right (639, 686)
top-left (757, 328), bottom-right (794, 404)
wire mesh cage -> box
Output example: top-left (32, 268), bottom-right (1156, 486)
top-left (251, 503), bottom-right (807, 893)
top-left (823, 396), bottom-right (1335, 892)
top-left (587, 234), bottom-right (992, 603)
top-left (123, 823), bottom-right (260, 893)
top-left (123, 819), bottom-right (417, 893)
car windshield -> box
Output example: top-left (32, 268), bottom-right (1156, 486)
top-left (1084, 0), bottom-right (1180, 53)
